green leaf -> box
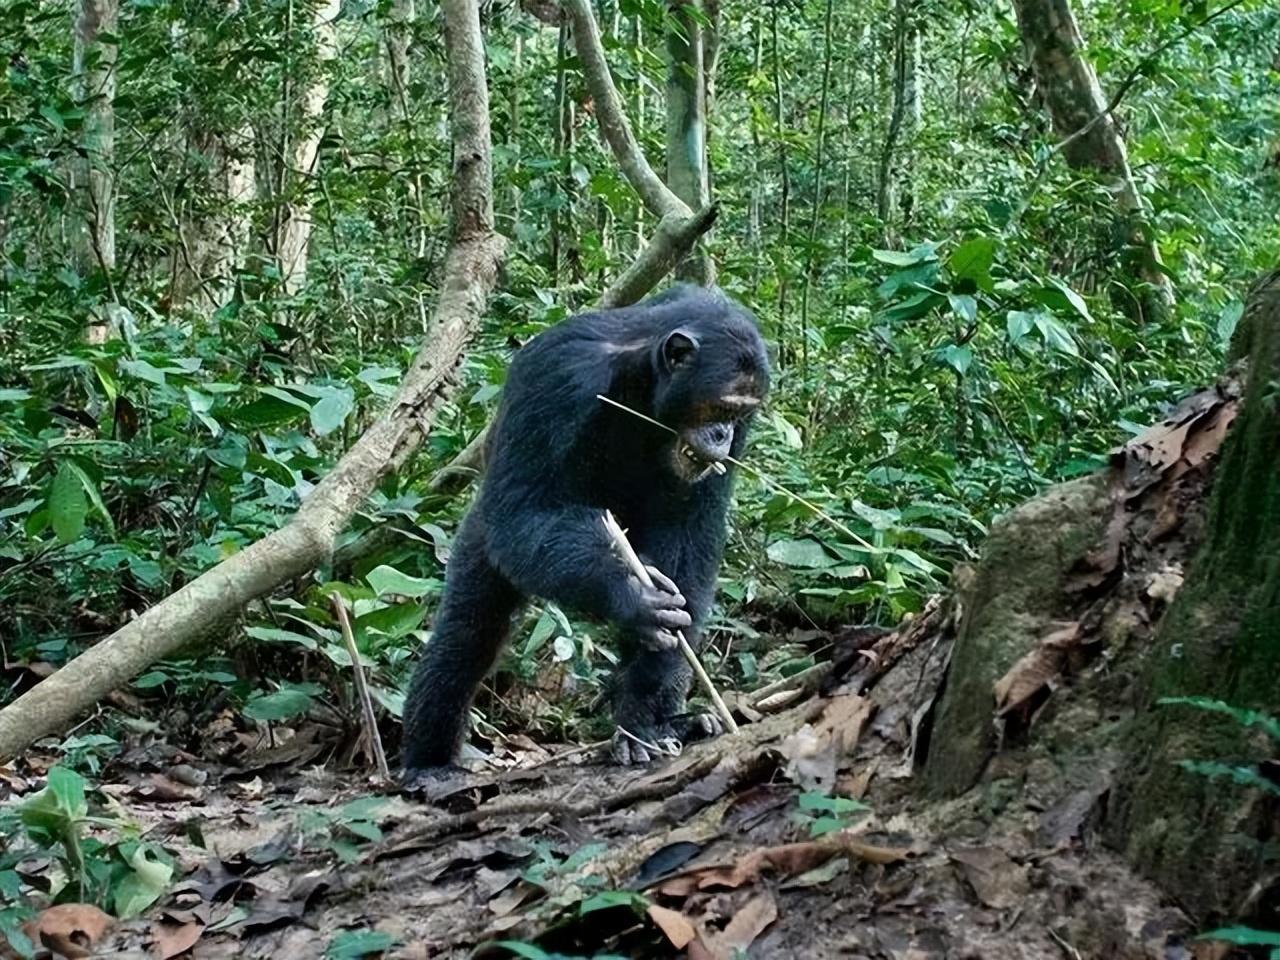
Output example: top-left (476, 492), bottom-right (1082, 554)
top-left (524, 609), bottom-right (558, 654)
top-left (326, 930), bottom-right (398, 960)
top-left (1034, 314), bottom-right (1079, 356)
top-left (21, 766), bottom-right (88, 836)
top-left (114, 845), bottom-right (173, 918)
top-left (948, 236), bottom-right (996, 285)
top-left (947, 294), bottom-right (977, 325)
top-left (366, 565), bottom-right (438, 599)
top-left (882, 290), bottom-right (944, 324)
top-left (0, 388), bottom-right (32, 402)
top-left (243, 684), bottom-right (319, 722)
top-left (1047, 277), bottom-right (1093, 323)
top-left (1217, 301), bottom-right (1243, 347)
top-left (871, 242), bottom-right (937, 267)
top-left (229, 395), bottom-right (309, 428)
top-left (936, 344), bottom-right (972, 375)
top-left (48, 464), bottom-right (88, 543)
top-left (767, 538), bottom-right (836, 568)
top-left (1006, 310), bottom-right (1036, 344)
top-left (310, 389), bottom-right (355, 437)
top-left (63, 461), bottom-right (115, 536)
top-left (1195, 927), bottom-right (1280, 947)
top-left (120, 358), bottom-right (168, 385)
top-left (245, 626), bottom-right (320, 650)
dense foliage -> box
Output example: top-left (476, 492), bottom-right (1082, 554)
top-left (1, 0), bottom-right (1276, 742)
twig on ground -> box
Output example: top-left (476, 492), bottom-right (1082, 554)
top-left (332, 593), bottom-right (391, 780)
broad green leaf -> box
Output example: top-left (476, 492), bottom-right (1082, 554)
top-left (1006, 310), bottom-right (1036, 344)
top-left (245, 625), bottom-right (320, 650)
top-left (366, 565), bottom-right (437, 598)
top-left (947, 294), bottom-right (977, 325)
top-left (243, 685), bottom-right (319, 722)
top-left (883, 291), bottom-right (944, 324)
top-left (120, 358), bottom-right (167, 385)
top-left (1034, 314), bottom-right (1080, 356)
top-left (229, 395), bottom-right (309, 428)
top-left (948, 236), bottom-right (996, 284)
top-left (114, 845), bottom-right (173, 918)
top-left (524, 609), bottom-right (558, 653)
top-left (21, 765), bottom-right (88, 837)
top-left (311, 389), bottom-right (354, 436)
top-left (0, 388), bottom-right (32, 402)
top-left (871, 242), bottom-right (937, 267)
top-left (767, 538), bottom-right (836, 568)
top-left (48, 464), bottom-right (88, 543)
top-left (64, 460), bottom-right (115, 536)
top-left (1048, 277), bottom-right (1093, 323)
top-left (936, 343), bottom-right (972, 375)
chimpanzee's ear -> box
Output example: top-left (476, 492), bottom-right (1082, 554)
top-left (660, 329), bottom-right (699, 371)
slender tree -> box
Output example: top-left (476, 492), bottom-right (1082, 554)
top-left (1012, 0), bottom-right (1175, 320)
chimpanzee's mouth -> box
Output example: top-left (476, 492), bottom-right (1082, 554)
top-left (674, 442), bottom-right (727, 481)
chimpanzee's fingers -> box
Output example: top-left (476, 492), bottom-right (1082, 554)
top-left (653, 607), bottom-right (692, 631)
top-left (652, 628), bottom-right (681, 650)
top-left (644, 565), bottom-right (681, 596)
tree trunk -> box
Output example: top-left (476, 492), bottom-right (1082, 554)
top-left (664, 0), bottom-right (712, 285)
top-left (1012, 0), bottom-right (1175, 321)
top-left (276, 0), bottom-right (341, 296)
top-left (798, 0), bottom-right (835, 379)
top-left (1111, 269), bottom-right (1280, 920)
top-left (876, 0), bottom-right (909, 247)
top-left (72, 0), bottom-right (119, 340)
top-left (170, 125), bottom-right (256, 310)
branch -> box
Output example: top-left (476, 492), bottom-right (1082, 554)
top-left (1050, 0), bottom-right (1250, 160)
top-left (0, 0), bottom-right (505, 763)
top-left (562, 0), bottom-right (687, 220)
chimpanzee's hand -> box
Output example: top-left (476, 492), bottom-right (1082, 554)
top-left (625, 564), bottom-right (691, 650)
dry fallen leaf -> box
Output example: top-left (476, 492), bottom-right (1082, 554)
top-left (704, 891), bottom-right (778, 957)
top-left (22, 903), bottom-right (114, 959)
top-left (949, 845), bottom-right (1030, 909)
top-left (151, 918), bottom-right (204, 960)
top-left (655, 833), bottom-right (912, 896)
top-left (646, 904), bottom-right (697, 949)
top-left (993, 622), bottom-right (1082, 718)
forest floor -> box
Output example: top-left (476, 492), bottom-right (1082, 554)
top-left (4, 382), bottom-right (1244, 960)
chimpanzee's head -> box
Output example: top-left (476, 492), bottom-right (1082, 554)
top-left (649, 291), bottom-right (770, 483)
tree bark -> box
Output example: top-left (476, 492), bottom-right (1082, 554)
top-left (72, 0), bottom-right (119, 340)
top-left (170, 124), bottom-right (256, 310)
top-left (1111, 269), bottom-right (1280, 918)
top-left (1012, 0), bottom-right (1175, 321)
top-left (664, 0), bottom-right (713, 285)
top-left (0, 0), bottom-right (506, 763)
top-left (276, 0), bottom-right (341, 295)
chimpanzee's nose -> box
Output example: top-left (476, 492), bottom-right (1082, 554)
top-left (708, 423), bottom-right (732, 448)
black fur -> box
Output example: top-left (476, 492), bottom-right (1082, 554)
top-left (401, 285), bottom-right (769, 777)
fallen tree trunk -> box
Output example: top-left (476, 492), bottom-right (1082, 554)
top-left (0, 0), bottom-right (505, 763)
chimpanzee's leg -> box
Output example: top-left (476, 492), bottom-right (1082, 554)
top-left (401, 514), bottom-right (524, 778)
top-left (612, 511), bottom-right (726, 765)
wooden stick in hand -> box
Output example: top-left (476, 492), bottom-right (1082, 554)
top-left (601, 510), bottom-right (739, 735)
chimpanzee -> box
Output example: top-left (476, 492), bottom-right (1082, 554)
top-left (401, 284), bottom-right (769, 782)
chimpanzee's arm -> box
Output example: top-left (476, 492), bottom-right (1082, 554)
top-left (481, 496), bottom-right (692, 645)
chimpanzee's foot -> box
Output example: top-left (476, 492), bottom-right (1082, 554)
top-left (611, 723), bottom-right (683, 766)
top-left (675, 711), bottom-right (724, 742)
top-left (400, 763), bottom-right (470, 792)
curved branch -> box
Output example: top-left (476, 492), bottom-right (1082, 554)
top-left (0, 0), bottom-right (505, 762)
top-left (562, 0), bottom-right (688, 220)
